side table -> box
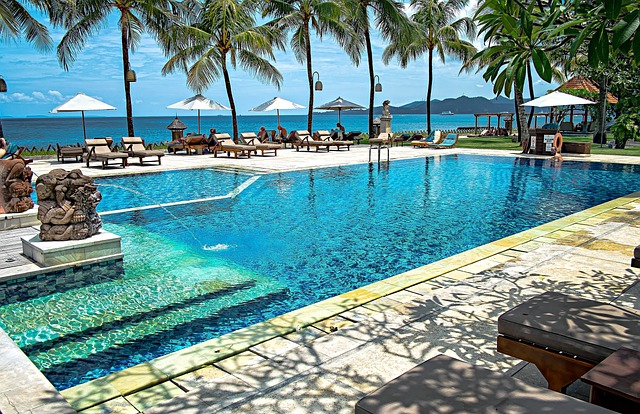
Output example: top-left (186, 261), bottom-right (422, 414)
top-left (581, 346), bottom-right (640, 414)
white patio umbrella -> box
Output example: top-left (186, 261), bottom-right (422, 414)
top-left (250, 96), bottom-right (305, 126)
top-left (167, 94), bottom-right (231, 134)
top-left (522, 91), bottom-right (596, 107)
top-left (315, 96), bottom-right (365, 124)
top-left (50, 93), bottom-right (116, 140)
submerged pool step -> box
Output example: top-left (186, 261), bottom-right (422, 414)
top-left (208, 166), bottom-right (262, 176)
top-left (39, 288), bottom-right (291, 389)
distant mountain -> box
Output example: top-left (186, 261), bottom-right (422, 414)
top-left (341, 95), bottom-right (516, 115)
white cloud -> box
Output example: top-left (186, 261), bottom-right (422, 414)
top-left (32, 92), bottom-right (46, 100)
top-left (48, 90), bottom-right (64, 100)
top-left (9, 93), bottom-right (35, 102)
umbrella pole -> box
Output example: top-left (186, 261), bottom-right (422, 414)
top-left (198, 109), bottom-right (201, 134)
top-left (82, 111), bottom-right (87, 141)
top-left (338, 109), bottom-right (341, 125)
top-left (277, 109), bottom-right (280, 127)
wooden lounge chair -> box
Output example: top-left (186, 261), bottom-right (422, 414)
top-left (56, 143), bottom-right (84, 163)
top-left (121, 137), bottom-right (164, 165)
top-left (356, 354), bottom-right (614, 413)
top-left (411, 130), bottom-right (441, 148)
top-left (84, 138), bottom-right (128, 168)
top-left (292, 130), bottom-right (329, 152)
top-left (314, 130), bottom-right (353, 151)
top-left (369, 132), bottom-right (391, 146)
top-left (497, 291), bottom-right (640, 393)
top-left (240, 132), bottom-right (282, 156)
top-left (344, 131), bottom-right (362, 144)
top-left (427, 132), bottom-right (458, 149)
top-left (211, 133), bottom-right (256, 158)
top-left (185, 135), bottom-right (207, 155)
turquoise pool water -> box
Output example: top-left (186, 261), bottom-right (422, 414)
top-left (1, 154), bottom-right (640, 390)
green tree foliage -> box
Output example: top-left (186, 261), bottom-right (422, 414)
top-left (162, 0), bottom-right (284, 139)
top-left (383, 0), bottom-right (476, 133)
top-left (56, 0), bottom-right (180, 136)
top-left (0, 0), bottom-right (56, 50)
top-left (262, 0), bottom-right (358, 132)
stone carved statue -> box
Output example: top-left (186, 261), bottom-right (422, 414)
top-left (36, 169), bottom-right (102, 241)
top-left (0, 158), bottom-right (35, 214)
top-left (382, 100), bottom-right (391, 118)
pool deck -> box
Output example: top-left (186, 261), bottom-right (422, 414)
top-left (2, 144), bottom-right (640, 413)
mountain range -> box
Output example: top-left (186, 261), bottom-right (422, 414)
top-left (344, 95), bottom-right (516, 115)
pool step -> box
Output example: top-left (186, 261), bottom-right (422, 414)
top-left (39, 288), bottom-right (291, 389)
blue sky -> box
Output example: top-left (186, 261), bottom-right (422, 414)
top-left (0, 2), bottom-right (557, 118)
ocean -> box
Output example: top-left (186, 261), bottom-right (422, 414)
top-left (2, 113), bottom-right (484, 149)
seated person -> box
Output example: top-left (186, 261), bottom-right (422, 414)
top-left (331, 122), bottom-right (346, 139)
top-left (0, 137), bottom-right (6, 158)
top-left (257, 126), bottom-right (268, 142)
top-left (277, 125), bottom-right (287, 142)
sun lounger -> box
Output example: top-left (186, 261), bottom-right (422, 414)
top-left (212, 133), bottom-right (256, 158)
top-left (167, 139), bottom-right (187, 154)
top-left (427, 132), bottom-right (458, 149)
top-left (369, 132), bottom-right (391, 146)
top-left (497, 291), bottom-right (640, 393)
top-left (185, 135), bottom-right (207, 155)
top-left (355, 354), bottom-right (614, 414)
top-left (85, 138), bottom-right (128, 168)
top-left (411, 130), bottom-right (442, 148)
top-left (240, 132), bottom-right (282, 156)
top-left (56, 143), bottom-right (84, 163)
top-left (344, 131), bottom-right (363, 144)
top-left (314, 130), bottom-right (353, 151)
top-left (121, 137), bottom-right (164, 165)
top-left (292, 130), bottom-right (329, 152)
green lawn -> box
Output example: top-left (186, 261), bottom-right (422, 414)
top-left (456, 135), bottom-right (640, 156)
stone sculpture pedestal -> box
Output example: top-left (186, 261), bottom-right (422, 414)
top-left (380, 115), bottom-right (392, 134)
top-left (21, 230), bottom-right (122, 267)
top-left (0, 206), bottom-right (39, 231)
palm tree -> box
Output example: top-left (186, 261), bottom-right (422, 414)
top-left (162, 0), bottom-right (284, 140)
top-left (262, 0), bottom-right (359, 132)
top-left (383, 0), bottom-right (476, 133)
top-left (56, 0), bottom-right (179, 137)
top-left (346, 0), bottom-right (410, 137)
top-left (0, 0), bottom-right (55, 50)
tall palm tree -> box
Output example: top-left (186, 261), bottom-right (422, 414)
top-left (262, 0), bottom-right (359, 132)
top-left (383, 0), bottom-right (475, 133)
top-left (56, 0), bottom-right (179, 137)
top-left (346, 0), bottom-right (409, 137)
top-left (0, 0), bottom-right (55, 50)
top-left (162, 0), bottom-right (284, 140)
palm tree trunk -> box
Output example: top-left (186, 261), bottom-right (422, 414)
top-left (426, 48), bottom-right (433, 133)
top-left (365, 25), bottom-right (375, 137)
top-left (121, 26), bottom-right (135, 137)
top-left (514, 85), bottom-right (529, 152)
top-left (304, 22), bottom-right (314, 132)
top-left (221, 58), bottom-right (238, 140)
top-left (526, 61), bottom-right (535, 132)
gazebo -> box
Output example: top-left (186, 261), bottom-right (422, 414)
top-left (555, 76), bottom-right (618, 124)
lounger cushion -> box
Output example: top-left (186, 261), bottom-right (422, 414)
top-left (355, 354), bottom-right (614, 414)
top-left (498, 292), bottom-right (640, 363)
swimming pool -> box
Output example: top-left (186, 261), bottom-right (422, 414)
top-left (1, 154), bottom-right (639, 390)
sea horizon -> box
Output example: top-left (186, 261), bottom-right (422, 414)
top-left (2, 113), bottom-right (501, 149)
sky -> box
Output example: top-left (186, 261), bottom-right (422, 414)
top-left (0, 1), bottom-right (559, 119)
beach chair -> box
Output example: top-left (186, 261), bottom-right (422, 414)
top-left (411, 130), bottom-right (441, 148)
top-left (211, 133), bottom-right (256, 158)
top-left (56, 143), bottom-right (84, 163)
top-left (0, 141), bottom-right (30, 163)
top-left (240, 132), bottom-right (281, 156)
top-left (84, 138), bottom-right (129, 168)
top-left (292, 130), bottom-right (330, 152)
top-left (344, 131), bottom-right (363, 144)
top-left (315, 129), bottom-right (353, 151)
top-left (185, 135), bottom-right (207, 155)
top-left (427, 132), bottom-right (458, 149)
top-left (497, 291), bottom-right (640, 393)
top-left (121, 137), bottom-right (164, 165)
top-left (355, 354), bottom-right (615, 414)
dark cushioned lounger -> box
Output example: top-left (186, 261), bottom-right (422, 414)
top-left (355, 354), bottom-right (615, 414)
top-left (497, 291), bottom-right (640, 392)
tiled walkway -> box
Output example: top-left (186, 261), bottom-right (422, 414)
top-left (3, 146), bottom-right (640, 413)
